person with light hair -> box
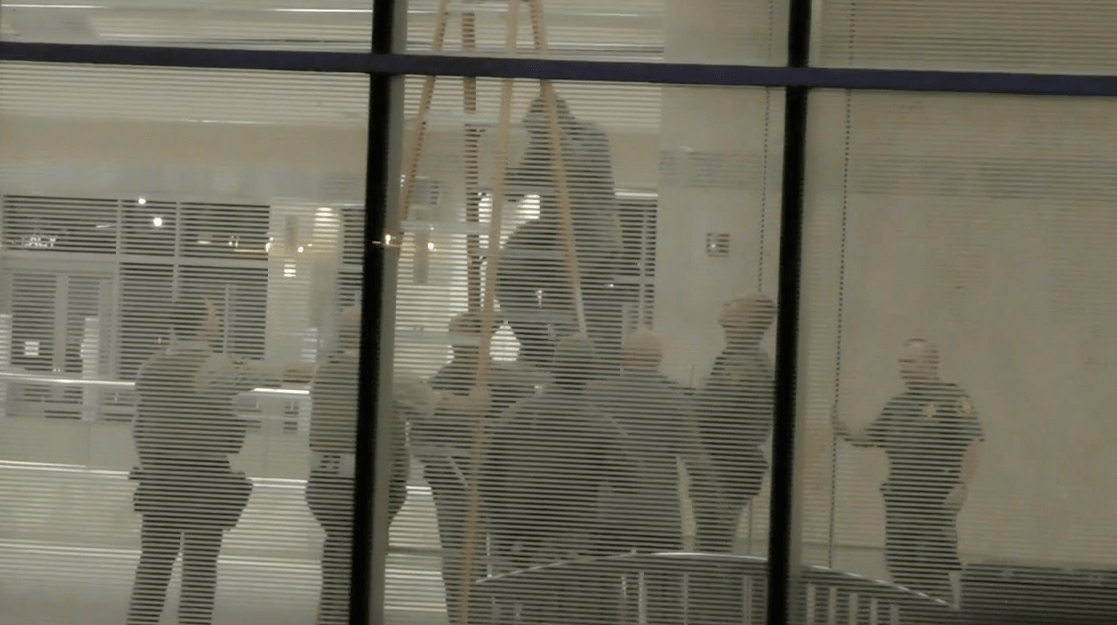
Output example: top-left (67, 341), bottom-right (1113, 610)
top-left (585, 327), bottom-right (721, 625)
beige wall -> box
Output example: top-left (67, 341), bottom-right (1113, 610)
top-left (801, 90), bottom-right (1117, 568)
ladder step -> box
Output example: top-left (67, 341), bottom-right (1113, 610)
top-left (404, 113), bottom-right (503, 128)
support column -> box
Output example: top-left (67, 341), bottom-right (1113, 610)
top-left (656, 0), bottom-right (785, 386)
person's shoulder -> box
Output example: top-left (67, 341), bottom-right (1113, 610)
top-left (943, 381), bottom-right (970, 396)
top-left (941, 382), bottom-right (977, 415)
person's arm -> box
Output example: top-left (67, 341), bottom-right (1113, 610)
top-left (832, 401), bottom-right (890, 448)
top-left (198, 353), bottom-right (315, 396)
top-left (680, 410), bottom-right (732, 505)
top-left (959, 439), bottom-right (983, 485)
top-left (436, 385), bottom-right (491, 415)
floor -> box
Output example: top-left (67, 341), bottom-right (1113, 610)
top-left (0, 459), bottom-right (897, 625)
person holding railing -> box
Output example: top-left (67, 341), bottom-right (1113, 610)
top-left (832, 338), bottom-right (984, 603)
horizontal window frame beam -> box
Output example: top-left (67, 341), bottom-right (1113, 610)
top-left (2, 42), bottom-right (1117, 96)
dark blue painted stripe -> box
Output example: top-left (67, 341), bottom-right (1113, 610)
top-left (2, 41), bottom-right (1117, 96)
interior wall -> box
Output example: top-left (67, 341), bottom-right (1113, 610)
top-left (804, 89), bottom-right (1117, 569)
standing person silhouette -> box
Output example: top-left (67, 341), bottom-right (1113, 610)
top-left (126, 295), bottom-right (311, 625)
top-left (833, 338), bottom-right (984, 602)
top-left (496, 93), bottom-right (625, 370)
top-left (305, 304), bottom-right (412, 625)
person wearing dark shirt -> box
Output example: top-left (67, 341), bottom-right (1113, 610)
top-left (412, 311), bottom-right (539, 625)
top-left (692, 294), bottom-right (777, 552)
top-left (127, 296), bottom-right (311, 625)
top-left (479, 334), bottom-right (638, 625)
top-left (496, 93), bottom-right (625, 369)
top-left (833, 338), bottom-right (985, 602)
top-left (687, 294), bottom-right (776, 625)
top-left (585, 328), bottom-right (721, 625)
top-left (305, 304), bottom-right (410, 625)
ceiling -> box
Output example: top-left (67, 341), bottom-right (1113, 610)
top-left (0, 0), bottom-right (666, 57)
top-left (0, 1), bottom-right (677, 129)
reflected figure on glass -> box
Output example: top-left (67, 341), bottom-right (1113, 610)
top-left (126, 295), bottom-right (311, 625)
top-left (305, 304), bottom-right (411, 625)
top-left (497, 92), bottom-right (626, 370)
top-left (411, 311), bottom-right (538, 625)
top-left (585, 328), bottom-right (721, 625)
top-left (479, 334), bottom-right (639, 624)
top-left (832, 338), bottom-right (985, 603)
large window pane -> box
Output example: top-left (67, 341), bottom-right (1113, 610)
top-left (800, 89), bottom-right (1117, 622)
top-left (0, 61), bottom-right (369, 625)
top-left (389, 75), bottom-right (784, 624)
top-left (815, 0), bottom-right (1117, 74)
top-left (0, 0), bottom-right (374, 52)
top-left (407, 0), bottom-right (788, 65)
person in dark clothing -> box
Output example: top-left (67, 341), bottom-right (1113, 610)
top-left (305, 304), bottom-right (411, 625)
top-left (585, 328), bottom-right (722, 625)
top-left (833, 338), bottom-right (984, 603)
top-left (692, 294), bottom-right (777, 552)
top-left (496, 93), bottom-right (625, 370)
top-left (126, 296), bottom-right (311, 625)
top-left (412, 311), bottom-right (540, 625)
top-left (688, 294), bottom-right (777, 625)
top-left (479, 334), bottom-right (639, 625)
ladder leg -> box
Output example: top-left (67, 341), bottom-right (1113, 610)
top-left (524, 0), bottom-right (587, 335)
top-left (399, 0), bottom-right (455, 222)
top-left (458, 3), bottom-right (522, 625)
top-left (462, 5), bottom-right (483, 310)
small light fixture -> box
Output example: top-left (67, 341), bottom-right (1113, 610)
top-left (151, 216), bottom-right (164, 228)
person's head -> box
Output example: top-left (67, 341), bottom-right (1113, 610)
top-left (169, 294), bottom-right (220, 343)
top-left (621, 328), bottom-right (663, 372)
top-left (523, 93), bottom-right (573, 135)
top-left (551, 334), bottom-right (598, 386)
top-left (448, 311), bottom-right (499, 361)
top-left (718, 293), bottom-right (777, 344)
top-left (898, 338), bottom-right (940, 385)
top-left (338, 304), bottom-right (362, 352)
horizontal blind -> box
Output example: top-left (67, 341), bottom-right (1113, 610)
top-left (816, 0), bottom-right (1117, 73)
top-left (0, 64), bottom-right (371, 625)
top-left (802, 89), bottom-right (1117, 620)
